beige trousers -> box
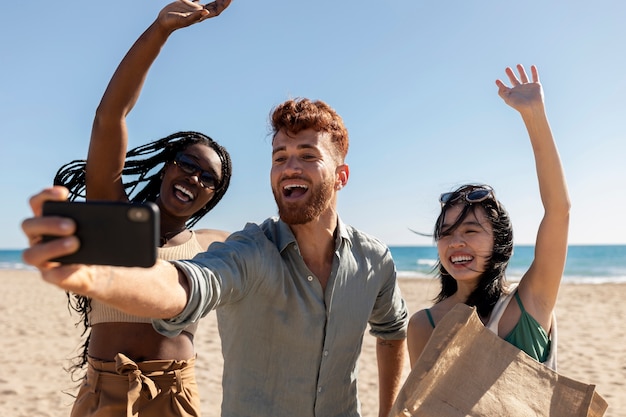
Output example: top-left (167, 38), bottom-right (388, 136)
top-left (70, 353), bottom-right (201, 417)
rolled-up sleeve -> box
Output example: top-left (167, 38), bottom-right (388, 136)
top-left (152, 223), bottom-right (271, 337)
top-left (368, 253), bottom-right (409, 340)
top-left (369, 283), bottom-right (408, 340)
top-left (152, 260), bottom-right (222, 337)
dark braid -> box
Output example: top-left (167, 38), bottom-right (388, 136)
top-left (55, 131), bottom-right (232, 378)
top-left (55, 131), bottom-right (232, 226)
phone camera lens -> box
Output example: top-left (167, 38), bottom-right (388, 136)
top-left (128, 207), bottom-right (149, 222)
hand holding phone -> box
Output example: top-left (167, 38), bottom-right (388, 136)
top-left (42, 201), bottom-right (160, 267)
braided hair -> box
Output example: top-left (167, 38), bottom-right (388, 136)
top-left (55, 131), bottom-right (232, 379)
top-left (432, 184), bottom-right (514, 318)
top-left (54, 131), bottom-right (232, 227)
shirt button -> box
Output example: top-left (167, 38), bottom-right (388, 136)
top-left (318, 386), bottom-right (323, 393)
top-left (307, 276), bottom-right (314, 282)
top-left (324, 350), bottom-right (329, 357)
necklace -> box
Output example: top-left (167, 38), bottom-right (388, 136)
top-left (160, 226), bottom-right (189, 247)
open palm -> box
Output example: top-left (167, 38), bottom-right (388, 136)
top-left (496, 64), bottom-right (544, 112)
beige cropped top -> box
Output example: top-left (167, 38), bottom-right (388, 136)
top-left (89, 231), bottom-right (205, 335)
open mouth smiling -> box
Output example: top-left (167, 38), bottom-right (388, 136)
top-left (283, 184), bottom-right (308, 198)
top-left (451, 255), bottom-right (473, 265)
top-left (174, 184), bottom-right (195, 202)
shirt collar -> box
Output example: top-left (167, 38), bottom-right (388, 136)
top-left (274, 216), bottom-right (352, 254)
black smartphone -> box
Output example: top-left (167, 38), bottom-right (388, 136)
top-left (42, 200), bottom-right (160, 267)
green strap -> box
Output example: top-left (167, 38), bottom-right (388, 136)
top-left (425, 309), bottom-right (436, 328)
top-left (514, 291), bottom-right (526, 313)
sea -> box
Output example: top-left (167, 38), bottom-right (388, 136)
top-left (2, 245), bottom-right (625, 284)
top-left (389, 245), bottom-right (626, 284)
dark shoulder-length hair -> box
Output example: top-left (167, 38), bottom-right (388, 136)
top-left (433, 184), bottom-right (514, 318)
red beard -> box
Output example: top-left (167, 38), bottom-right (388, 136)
top-left (273, 177), bottom-right (334, 225)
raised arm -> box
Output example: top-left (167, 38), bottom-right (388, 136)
top-left (86, 0), bottom-right (231, 201)
top-left (21, 187), bottom-right (189, 319)
top-left (496, 64), bottom-right (570, 329)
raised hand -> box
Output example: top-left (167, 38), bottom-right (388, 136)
top-left (157, 0), bottom-right (233, 32)
top-left (204, 0), bottom-right (232, 17)
top-left (495, 64), bottom-right (545, 114)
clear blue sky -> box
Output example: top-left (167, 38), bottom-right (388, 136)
top-left (2, 0), bottom-right (625, 249)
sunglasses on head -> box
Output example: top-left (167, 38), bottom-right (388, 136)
top-left (172, 152), bottom-right (219, 190)
top-left (439, 186), bottom-right (495, 206)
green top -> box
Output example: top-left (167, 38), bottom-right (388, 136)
top-left (425, 291), bottom-right (550, 362)
top-left (503, 291), bottom-right (551, 362)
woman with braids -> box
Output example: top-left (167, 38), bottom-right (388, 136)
top-left (54, 1), bottom-right (233, 416)
top-left (407, 65), bottom-right (570, 371)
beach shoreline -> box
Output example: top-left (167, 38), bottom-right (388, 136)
top-left (1, 270), bottom-right (623, 416)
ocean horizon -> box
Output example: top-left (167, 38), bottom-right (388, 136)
top-left (2, 245), bottom-right (625, 284)
top-left (388, 244), bottom-right (626, 284)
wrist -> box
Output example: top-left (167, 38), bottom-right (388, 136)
top-left (148, 19), bottom-right (176, 40)
top-left (519, 103), bottom-right (547, 122)
top-left (86, 265), bottom-right (113, 299)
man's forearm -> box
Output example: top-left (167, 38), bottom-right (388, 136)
top-left (376, 338), bottom-right (407, 417)
top-left (88, 259), bottom-right (189, 319)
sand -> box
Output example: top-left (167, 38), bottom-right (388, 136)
top-left (0, 269), bottom-right (623, 417)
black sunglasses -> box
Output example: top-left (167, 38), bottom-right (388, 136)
top-left (172, 153), bottom-right (219, 190)
top-left (439, 186), bottom-right (494, 206)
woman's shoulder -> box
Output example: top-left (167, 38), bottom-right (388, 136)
top-left (193, 228), bottom-right (231, 249)
top-left (409, 309), bottom-right (434, 329)
top-left (411, 299), bottom-right (459, 327)
top-left (407, 308), bottom-right (438, 365)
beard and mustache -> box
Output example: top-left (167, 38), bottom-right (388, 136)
top-left (272, 175), bottom-right (335, 225)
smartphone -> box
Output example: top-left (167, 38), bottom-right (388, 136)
top-left (42, 200), bottom-right (160, 267)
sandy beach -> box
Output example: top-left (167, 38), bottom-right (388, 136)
top-left (0, 269), bottom-right (623, 417)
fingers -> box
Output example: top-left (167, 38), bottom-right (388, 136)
top-left (494, 79), bottom-right (509, 97)
top-left (171, 0), bottom-right (204, 12)
top-left (21, 214), bottom-right (78, 268)
top-left (517, 64), bottom-right (529, 84)
top-left (204, 0), bottom-right (232, 16)
top-left (505, 66), bottom-right (521, 86)
top-left (500, 64), bottom-right (540, 87)
top-left (158, 0), bottom-right (208, 28)
top-left (22, 215), bottom-right (75, 242)
top-left (22, 186), bottom-right (77, 268)
top-left (531, 65), bottom-right (540, 83)
top-left (158, 0), bottom-right (230, 31)
top-left (21, 234), bottom-right (79, 269)
top-left (28, 186), bottom-right (69, 217)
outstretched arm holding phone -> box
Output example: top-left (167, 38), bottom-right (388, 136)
top-left (27, 3), bottom-right (233, 416)
top-left (23, 186), bottom-right (189, 319)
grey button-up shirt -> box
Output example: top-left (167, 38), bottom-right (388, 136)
top-left (153, 217), bottom-right (408, 417)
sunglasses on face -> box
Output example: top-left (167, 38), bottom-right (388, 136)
top-left (439, 186), bottom-right (495, 206)
top-left (172, 153), bottom-right (219, 190)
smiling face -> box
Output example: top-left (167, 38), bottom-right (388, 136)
top-left (270, 128), bottom-right (348, 225)
top-left (436, 203), bottom-right (495, 285)
top-left (158, 143), bottom-right (223, 220)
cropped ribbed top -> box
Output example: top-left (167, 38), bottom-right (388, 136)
top-left (89, 231), bottom-right (205, 335)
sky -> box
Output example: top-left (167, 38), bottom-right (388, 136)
top-left (2, 0), bottom-right (625, 249)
